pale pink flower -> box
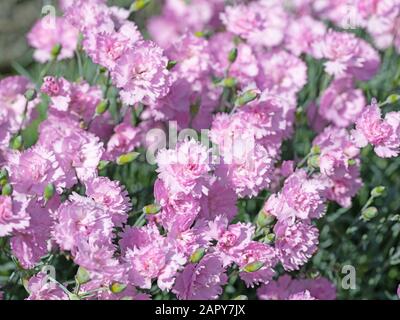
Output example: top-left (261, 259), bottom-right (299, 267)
top-left (85, 177), bottom-right (130, 227)
top-left (27, 17), bottom-right (79, 63)
top-left (287, 290), bottom-right (316, 300)
top-left (0, 194), bottom-right (30, 237)
top-left (173, 254), bottom-right (227, 300)
top-left (274, 220), bottom-right (319, 271)
top-left (352, 101), bottom-right (400, 157)
top-left (112, 41), bottom-right (171, 105)
top-left (319, 77), bottom-right (366, 127)
top-left (26, 273), bottom-right (68, 300)
top-left (41, 77), bottom-right (72, 112)
top-left (105, 122), bottom-right (142, 161)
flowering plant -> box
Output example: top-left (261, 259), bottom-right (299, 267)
top-left (0, 0), bottom-right (400, 300)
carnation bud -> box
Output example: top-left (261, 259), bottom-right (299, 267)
top-left (235, 90), bottom-right (259, 107)
top-left (348, 159), bottom-right (357, 166)
top-left (110, 282), bottom-right (127, 294)
top-left (386, 94), bottom-right (400, 104)
top-left (243, 261), bottom-right (264, 273)
top-left (24, 88), bottom-right (37, 102)
top-left (143, 204), bottom-right (161, 215)
top-left (190, 248), bottom-right (206, 263)
top-left (194, 31), bottom-right (205, 38)
top-left (307, 155), bottom-right (320, 169)
top-left (95, 100), bottom-right (110, 115)
top-left (2, 183), bottom-right (13, 196)
top-left (371, 186), bottom-right (385, 198)
top-left (0, 169), bottom-right (8, 186)
top-left (9, 135), bottom-right (23, 150)
top-left (44, 183), bottom-right (55, 201)
top-left (76, 266), bottom-right (90, 285)
top-left (228, 47), bottom-right (238, 63)
top-left (234, 295), bottom-right (248, 300)
top-left (167, 60), bottom-right (177, 71)
top-left (97, 160), bottom-right (110, 171)
top-left (257, 209), bottom-right (275, 228)
top-left (264, 233), bottom-right (275, 244)
top-left (362, 207), bottom-right (378, 221)
top-left (311, 145), bottom-right (320, 155)
top-left (130, 0), bottom-right (151, 12)
top-left (116, 152), bottom-right (140, 165)
top-left (51, 44), bottom-right (62, 59)
top-left (223, 77), bottom-right (237, 88)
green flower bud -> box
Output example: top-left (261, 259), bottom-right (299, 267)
top-left (97, 160), bottom-right (110, 171)
top-left (44, 183), bottom-right (55, 201)
top-left (2, 183), bottom-right (13, 196)
top-left (116, 152), bottom-right (140, 165)
top-left (264, 233), bottom-right (275, 244)
top-left (110, 282), bottom-right (127, 294)
top-left (76, 266), bottom-right (90, 285)
top-left (234, 295), bottom-right (248, 300)
top-left (190, 101), bottom-right (200, 118)
top-left (307, 155), bottom-right (320, 169)
top-left (228, 47), bottom-right (238, 63)
top-left (257, 209), bottom-right (275, 228)
top-left (51, 44), bottom-right (62, 59)
top-left (143, 204), bottom-right (161, 215)
top-left (348, 159), bottom-right (357, 166)
top-left (24, 89), bottom-right (37, 102)
top-left (130, 0), bottom-right (151, 12)
top-left (386, 94), bottom-right (400, 104)
top-left (0, 169), bottom-right (8, 184)
top-left (362, 207), bottom-right (378, 221)
top-left (371, 186), bottom-right (385, 198)
top-left (167, 60), bottom-right (178, 71)
top-left (311, 145), bottom-right (320, 155)
top-left (235, 90), bottom-right (259, 107)
top-left (95, 100), bottom-right (110, 115)
top-left (243, 261), bottom-right (264, 273)
top-left (223, 77), bottom-right (237, 88)
top-left (190, 248), bottom-right (206, 264)
top-left (9, 135), bottom-right (23, 150)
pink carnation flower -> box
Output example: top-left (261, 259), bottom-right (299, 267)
top-left (0, 194), bottom-right (30, 237)
top-left (85, 177), bottom-right (131, 227)
top-left (121, 224), bottom-right (185, 291)
top-left (352, 101), bottom-right (400, 158)
top-left (26, 273), bottom-right (68, 300)
top-left (238, 242), bottom-right (277, 287)
top-left (6, 146), bottom-right (65, 195)
top-left (319, 77), bottom-right (366, 127)
top-left (264, 170), bottom-right (327, 222)
top-left (258, 274), bottom-right (336, 300)
top-left (105, 122), bottom-right (142, 161)
top-left (274, 220), bottom-right (319, 271)
top-left (112, 41), bottom-right (171, 105)
top-left (156, 139), bottom-right (211, 197)
top-left (11, 199), bottom-right (53, 269)
top-left (313, 30), bottom-right (380, 80)
top-left (27, 17), bottom-right (79, 63)
top-left (173, 254), bottom-right (227, 300)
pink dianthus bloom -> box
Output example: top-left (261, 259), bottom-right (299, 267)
top-left (0, 194), bottom-right (30, 237)
top-left (173, 254), bottom-right (227, 300)
top-left (26, 273), bottom-right (68, 300)
top-left (274, 220), bottom-right (319, 271)
top-left (85, 176), bottom-right (131, 227)
top-left (27, 17), bottom-right (78, 63)
top-left (319, 77), bottom-right (366, 128)
top-left (112, 41), bottom-right (171, 105)
top-left (156, 139), bottom-right (211, 197)
top-left (352, 100), bottom-right (400, 158)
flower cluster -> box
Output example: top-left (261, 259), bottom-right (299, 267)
top-left (0, 0), bottom-right (400, 301)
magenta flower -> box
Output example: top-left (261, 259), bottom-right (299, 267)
top-left (26, 273), bottom-right (68, 300)
top-left (0, 194), bottom-right (30, 237)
